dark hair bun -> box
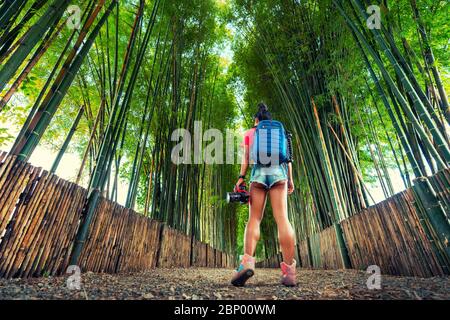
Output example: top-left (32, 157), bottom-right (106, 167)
top-left (255, 102), bottom-right (272, 121)
top-left (258, 103), bottom-right (268, 112)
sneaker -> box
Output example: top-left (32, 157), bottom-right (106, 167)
top-left (280, 259), bottom-right (297, 287)
top-left (231, 254), bottom-right (255, 287)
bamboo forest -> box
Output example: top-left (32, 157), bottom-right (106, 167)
top-left (0, 0), bottom-right (449, 301)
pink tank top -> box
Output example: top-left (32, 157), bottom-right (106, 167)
top-left (241, 127), bottom-right (256, 148)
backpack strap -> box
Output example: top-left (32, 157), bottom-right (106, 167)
top-left (286, 130), bottom-right (293, 163)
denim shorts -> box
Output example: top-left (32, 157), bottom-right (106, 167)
top-left (250, 163), bottom-right (288, 189)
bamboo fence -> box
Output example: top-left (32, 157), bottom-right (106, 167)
top-left (341, 189), bottom-right (444, 277)
top-left (0, 151), bottom-right (234, 278)
top-left (207, 246), bottom-right (215, 267)
top-left (0, 153), bottom-right (86, 278)
top-left (257, 169), bottom-right (450, 277)
top-left (77, 200), bottom-right (163, 273)
top-left (191, 239), bottom-right (208, 267)
top-left (298, 240), bottom-right (311, 268)
top-left (428, 169), bottom-right (450, 218)
top-left (158, 226), bottom-right (192, 268)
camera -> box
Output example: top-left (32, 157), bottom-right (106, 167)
top-left (226, 184), bottom-right (250, 204)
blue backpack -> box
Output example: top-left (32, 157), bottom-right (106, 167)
top-left (250, 120), bottom-right (289, 165)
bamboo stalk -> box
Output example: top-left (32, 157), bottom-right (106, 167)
top-left (50, 105), bottom-right (85, 174)
top-left (0, 0), bottom-right (69, 91)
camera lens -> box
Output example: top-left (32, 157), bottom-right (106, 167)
top-left (226, 192), bottom-right (249, 204)
top-left (227, 193), bottom-right (240, 203)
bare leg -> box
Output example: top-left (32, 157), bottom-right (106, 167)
top-left (244, 182), bottom-right (267, 256)
top-left (269, 181), bottom-right (295, 264)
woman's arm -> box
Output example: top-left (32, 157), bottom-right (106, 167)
top-left (235, 145), bottom-right (249, 188)
top-left (287, 162), bottom-right (294, 194)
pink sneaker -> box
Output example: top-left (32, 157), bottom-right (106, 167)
top-left (280, 259), bottom-right (297, 287)
top-left (231, 254), bottom-right (255, 287)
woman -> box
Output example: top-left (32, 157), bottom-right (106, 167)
top-left (231, 103), bottom-right (297, 287)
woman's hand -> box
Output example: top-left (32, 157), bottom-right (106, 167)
top-left (288, 179), bottom-right (295, 195)
top-left (234, 178), bottom-right (245, 191)
top-left (287, 163), bottom-right (294, 195)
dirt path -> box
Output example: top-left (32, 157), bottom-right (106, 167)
top-left (0, 268), bottom-right (448, 300)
